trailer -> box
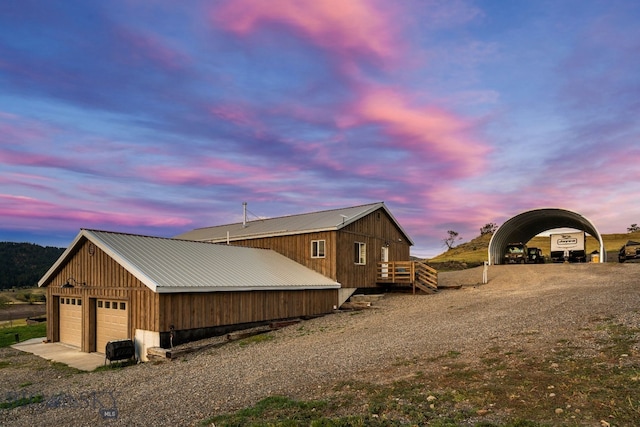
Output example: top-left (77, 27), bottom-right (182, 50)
top-left (550, 232), bottom-right (586, 263)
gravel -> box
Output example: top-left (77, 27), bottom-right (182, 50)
top-left (1, 263), bottom-right (639, 426)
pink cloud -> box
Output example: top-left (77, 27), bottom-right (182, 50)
top-left (340, 86), bottom-right (490, 177)
top-left (0, 147), bottom-right (76, 171)
top-left (210, 105), bottom-right (256, 128)
top-left (112, 26), bottom-right (191, 70)
top-left (136, 155), bottom-right (299, 188)
top-left (0, 193), bottom-right (191, 231)
top-left (212, 0), bottom-right (400, 63)
top-left (0, 112), bottom-right (59, 144)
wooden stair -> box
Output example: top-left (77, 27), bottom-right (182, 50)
top-left (377, 261), bottom-right (438, 294)
top-left (413, 261), bottom-right (438, 294)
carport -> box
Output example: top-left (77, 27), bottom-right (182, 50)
top-left (488, 208), bottom-right (605, 265)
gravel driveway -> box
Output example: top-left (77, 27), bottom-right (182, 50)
top-left (1, 263), bottom-right (639, 426)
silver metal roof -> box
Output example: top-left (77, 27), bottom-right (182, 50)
top-left (39, 230), bottom-right (340, 293)
top-left (175, 202), bottom-right (414, 245)
top-left (488, 208), bottom-right (604, 264)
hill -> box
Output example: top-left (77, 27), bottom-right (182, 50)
top-left (428, 230), bottom-right (640, 268)
top-left (0, 242), bottom-right (65, 289)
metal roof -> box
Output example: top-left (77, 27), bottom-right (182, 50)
top-left (174, 202), bottom-right (415, 245)
top-left (39, 230), bottom-right (340, 293)
top-left (488, 208), bottom-right (604, 264)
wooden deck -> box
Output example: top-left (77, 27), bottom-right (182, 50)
top-left (376, 261), bottom-right (438, 294)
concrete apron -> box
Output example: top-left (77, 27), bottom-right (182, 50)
top-left (12, 338), bottom-right (106, 371)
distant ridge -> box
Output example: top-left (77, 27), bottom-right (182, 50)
top-left (0, 242), bottom-right (65, 289)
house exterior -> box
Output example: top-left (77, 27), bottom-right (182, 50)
top-left (38, 229), bottom-right (339, 360)
top-left (175, 202), bottom-right (414, 293)
top-left (38, 202), bottom-right (424, 360)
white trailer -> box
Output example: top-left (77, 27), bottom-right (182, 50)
top-left (550, 232), bottom-right (586, 262)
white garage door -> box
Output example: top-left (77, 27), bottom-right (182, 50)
top-left (96, 300), bottom-right (129, 353)
top-left (59, 297), bottom-right (82, 347)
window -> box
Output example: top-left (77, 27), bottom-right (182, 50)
top-left (61, 298), bottom-right (65, 304)
top-left (105, 301), bottom-right (110, 309)
top-left (77, 299), bottom-right (82, 306)
top-left (311, 240), bottom-right (325, 258)
top-left (98, 301), bottom-right (103, 308)
top-left (354, 242), bottom-right (366, 265)
top-left (120, 302), bottom-right (126, 310)
top-left (66, 298), bottom-right (70, 304)
top-left (112, 301), bottom-right (117, 309)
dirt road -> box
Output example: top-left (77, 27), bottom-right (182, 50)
top-left (1, 263), bottom-right (639, 426)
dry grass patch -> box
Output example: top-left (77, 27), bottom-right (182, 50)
top-left (202, 317), bottom-right (639, 426)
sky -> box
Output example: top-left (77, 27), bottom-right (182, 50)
top-left (1, 0), bottom-right (639, 258)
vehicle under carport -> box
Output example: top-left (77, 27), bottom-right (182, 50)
top-left (488, 208), bottom-right (605, 265)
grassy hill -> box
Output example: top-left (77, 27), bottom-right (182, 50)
top-left (428, 230), bottom-right (640, 268)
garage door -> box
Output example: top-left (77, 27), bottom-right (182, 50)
top-left (59, 297), bottom-right (82, 347)
top-left (96, 300), bottom-right (129, 353)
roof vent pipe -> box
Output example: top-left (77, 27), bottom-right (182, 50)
top-left (242, 202), bottom-right (247, 228)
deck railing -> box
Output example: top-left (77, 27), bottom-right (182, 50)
top-left (377, 261), bottom-right (438, 293)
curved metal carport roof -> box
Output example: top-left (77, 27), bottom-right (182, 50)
top-left (488, 208), bottom-right (604, 265)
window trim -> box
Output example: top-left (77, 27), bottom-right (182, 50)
top-left (354, 241), bottom-right (366, 265)
top-left (311, 240), bottom-right (326, 258)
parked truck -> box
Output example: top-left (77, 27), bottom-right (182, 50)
top-left (504, 242), bottom-right (528, 264)
top-left (527, 247), bottom-right (545, 263)
top-left (618, 240), bottom-right (640, 263)
top-left (550, 232), bottom-right (586, 263)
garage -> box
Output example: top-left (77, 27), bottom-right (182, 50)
top-left (488, 208), bottom-right (605, 264)
top-left (96, 299), bottom-right (129, 353)
top-left (40, 229), bottom-right (340, 359)
top-left (59, 297), bottom-right (82, 347)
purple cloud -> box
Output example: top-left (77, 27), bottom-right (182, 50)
top-left (2, 1), bottom-right (640, 257)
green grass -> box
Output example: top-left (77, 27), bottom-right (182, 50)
top-left (92, 358), bottom-right (137, 372)
top-left (0, 394), bottom-right (44, 409)
top-left (237, 333), bottom-right (274, 347)
top-left (0, 322), bottom-right (46, 348)
top-left (201, 395), bottom-right (331, 426)
top-left (0, 287), bottom-right (46, 304)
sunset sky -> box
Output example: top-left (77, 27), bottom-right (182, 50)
top-left (1, 0), bottom-right (639, 257)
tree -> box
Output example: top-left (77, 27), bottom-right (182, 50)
top-left (443, 230), bottom-right (462, 249)
top-left (628, 224), bottom-right (640, 233)
top-left (480, 222), bottom-right (498, 235)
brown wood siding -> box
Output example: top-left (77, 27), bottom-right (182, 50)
top-left (158, 289), bottom-right (337, 332)
top-left (43, 238), bottom-right (159, 351)
top-left (227, 231), bottom-right (338, 280)
top-left (336, 209), bottom-right (411, 288)
top-left (221, 208), bottom-right (411, 289)
top-left (44, 237), bottom-right (337, 351)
